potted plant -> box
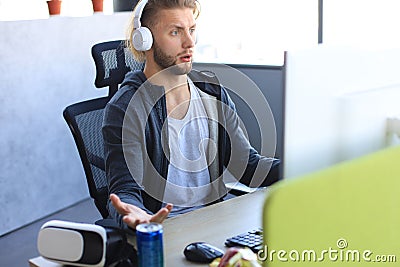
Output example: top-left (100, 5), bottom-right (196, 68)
top-left (91, 0), bottom-right (104, 13)
top-left (46, 0), bottom-right (62, 16)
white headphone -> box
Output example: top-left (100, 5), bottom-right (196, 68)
top-left (132, 0), bottom-right (153, 51)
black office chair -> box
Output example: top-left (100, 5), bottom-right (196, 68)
top-left (63, 40), bottom-right (144, 218)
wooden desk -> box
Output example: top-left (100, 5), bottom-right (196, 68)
top-left (29, 189), bottom-right (268, 267)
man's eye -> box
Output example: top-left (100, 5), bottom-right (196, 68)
top-left (190, 28), bottom-right (196, 35)
top-left (171, 30), bottom-right (178, 36)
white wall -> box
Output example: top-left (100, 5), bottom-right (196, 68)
top-left (284, 45), bottom-right (400, 178)
top-left (0, 12), bottom-right (130, 235)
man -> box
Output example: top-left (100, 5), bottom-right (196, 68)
top-left (102, 0), bottom-right (280, 231)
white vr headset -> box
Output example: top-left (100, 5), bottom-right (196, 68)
top-left (37, 220), bottom-right (130, 267)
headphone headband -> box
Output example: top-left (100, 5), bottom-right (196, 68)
top-left (133, 0), bottom-right (149, 29)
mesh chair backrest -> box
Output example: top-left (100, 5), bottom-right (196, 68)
top-left (92, 40), bottom-right (144, 96)
top-left (75, 109), bottom-right (106, 185)
top-left (64, 41), bottom-right (144, 218)
top-left (64, 97), bottom-right (110, 218)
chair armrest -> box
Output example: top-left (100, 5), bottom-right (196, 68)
top-left (225, 182), bottom-right (262, 196)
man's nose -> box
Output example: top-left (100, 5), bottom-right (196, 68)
top-left (183, 30), bottom-right (195, 48)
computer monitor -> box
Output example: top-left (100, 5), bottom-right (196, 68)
top-left (283, 45), bottom-right (400, 179)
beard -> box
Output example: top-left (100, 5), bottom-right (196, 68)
top-left (153, 42), bottom-right (192, 75)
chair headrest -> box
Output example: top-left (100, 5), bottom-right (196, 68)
top-left (91, 40), bottom-right (144, 91)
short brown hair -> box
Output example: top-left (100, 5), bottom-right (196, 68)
top-left (126, 0), bottom-right (200, 62)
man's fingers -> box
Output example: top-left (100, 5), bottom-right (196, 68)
top-left (123, 215), bottom-right (149, 229)
top-left (151, 205), bottom-right (173, 223)
top-left (110, 194), bottom-right (130, 215)
top-left (111, 195), bottom-right (172, 227)
top-left (165, 203), bottom-right (173, 212)
top-left (109, 193), bottom-right (120, 207)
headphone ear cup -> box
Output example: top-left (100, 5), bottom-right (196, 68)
top-left (132, 27), bottom-right (153, 51)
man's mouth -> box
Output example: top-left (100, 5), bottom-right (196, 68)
top-left (179, 54), bottom-right (192, 62)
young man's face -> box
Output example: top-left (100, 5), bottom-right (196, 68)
top-left (150, 8), bottom-right (196, 74)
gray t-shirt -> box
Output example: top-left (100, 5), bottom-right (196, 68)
top-left (164, 79), bottom-right (213, 215)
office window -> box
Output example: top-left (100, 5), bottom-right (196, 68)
top-left (324, 0), bottom-right (400, 49)
top-left (195, 0), bottom-right (318, 65)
